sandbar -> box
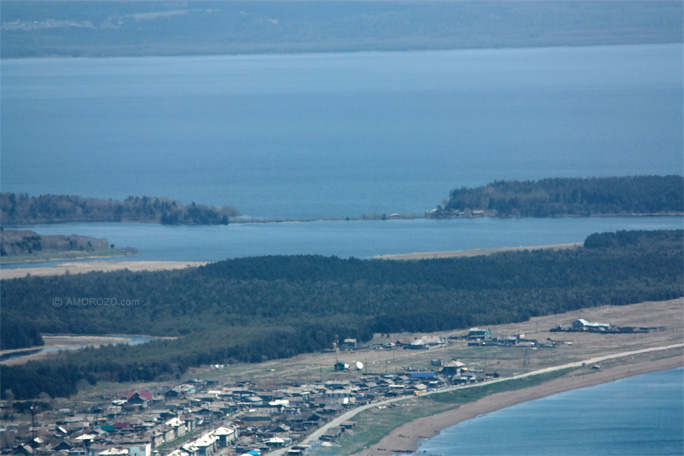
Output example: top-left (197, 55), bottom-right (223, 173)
top-left (0, 260), bottom-right (209, 279)
top-left (373, 242), bottom-right (582, 260)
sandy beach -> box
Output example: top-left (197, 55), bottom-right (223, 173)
top-left (0, 260), bottom-right (209, 279)
top-left (0, 243), bottom-right (580, 278)
top-left (373, 242), bottom-right (582, 260)
top-left (353, 355), bottom-right (683, 456)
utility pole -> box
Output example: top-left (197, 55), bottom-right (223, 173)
top-left (30, 404), bottom-right (37, 442)
top-left (273, 373), bottom-right (278, 396)
top-left (334, 335), bottom-right (340, 364)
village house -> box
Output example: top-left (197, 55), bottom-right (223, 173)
top-left (409, 336), bottom-right (445, 349)
top-left (340, 339), bottom-right (357, 350)
top-left (125, 393), bottom-right (156, 411)
top-left (572, 318), bottom-right (612, 331)
top-left (193, 432), bottom-right (219, 456)
top-left (468, 328), bottom-right (492, 340)
top-left (214, 426), bottom-right (238, 447)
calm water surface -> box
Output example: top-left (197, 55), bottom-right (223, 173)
top-left (4, 215), bottom-right (682, 267)
top-left (2, 44), bottom-right (682, 219)
top-left (413, 368), bottom-right (684, 456)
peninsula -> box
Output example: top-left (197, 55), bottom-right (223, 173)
top-left (428, 175), bottom-right (684, 218)
top-left (0, 229), bottom-right (138, 264)
top-left (1, 193), bottom-right (240, 226)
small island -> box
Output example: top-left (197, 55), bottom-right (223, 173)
top-left (428, 175), bottom-right (684, 218)
top-left (0, 229), bottom-right (139, 264)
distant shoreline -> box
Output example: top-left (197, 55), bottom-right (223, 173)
top-left (2, 1), bottom-right (681, 60)
top-left (0, 243), bottom-right (583, 278)
top-left (0, 248), bottom-right (139, 265)
top-left (373, 242), bottom-right (582, 260)
top-left (4, 210), bottom-right (682, 227)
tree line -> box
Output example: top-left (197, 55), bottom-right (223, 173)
top-left (0, 229), bottom-right (140, 259)
top-left (431, 175), bottom-right (683, 217)
top-left (1, 229), bottom-right (681, 399)
top-left (0, 193), bottom-right (240, 225)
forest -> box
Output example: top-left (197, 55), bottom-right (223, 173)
top-left (0, 193), bottom-right (240, 225)
top-left (1, 229), bottom-right (681, 399)
top-left (433, 176), bottom-right (683, 217)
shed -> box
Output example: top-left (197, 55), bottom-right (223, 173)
top-left (468, 328), bottom-right (492, 340)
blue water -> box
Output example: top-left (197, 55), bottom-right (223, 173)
top-left (414, 368), bottom-right (684, 456)
top-left (2, 215), bottom-right (682, 267)
top-left (2, 44), bottom-right (683, 453)
top-left (2, 44), bottom-right (682, 219)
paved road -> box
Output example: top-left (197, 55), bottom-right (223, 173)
top-left (269, 343), bottom-right (683, 455)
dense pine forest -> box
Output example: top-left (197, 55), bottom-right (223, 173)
top-left (1, 230), bottom-right (681, 399)
top-left (0, 193), bottom-right (240, 225)
top-left (432, 176), bottom-right (683, 217)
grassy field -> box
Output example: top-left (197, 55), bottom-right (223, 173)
top-left (0, 248), bottom-right (138, 265)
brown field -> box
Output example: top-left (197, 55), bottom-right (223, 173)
top-left (0, 260), bottom-right (208, 280)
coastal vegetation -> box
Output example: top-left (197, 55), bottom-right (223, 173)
top-left (0, 229), bottom-right (139, 264)
top-left (431, 176), bottom-right (683, 218)
top-left (1, 229), bottom-right (681, 399)
top-left (0, 193), bottom-right (239, 225)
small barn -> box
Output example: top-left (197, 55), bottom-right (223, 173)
top-left (468, 328), bottom-right (492, 340)
top-left (572, 319), bottom-right (612, 331)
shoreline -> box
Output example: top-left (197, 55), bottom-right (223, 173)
top-left (353, 355), bottom-right (683, 456)
top-left (0, 243), bottom-right (580, 278)
top-left (0, 250), bottom-right (139, 266)
top-left (373, 242), bottom-right (582, 260)
top-left (0, 260), bottom-right (209, 279)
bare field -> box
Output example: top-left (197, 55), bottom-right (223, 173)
top-left (0, 260), bottom-right (209, 279)
top-left (183, 298), bottom-right (683, 387)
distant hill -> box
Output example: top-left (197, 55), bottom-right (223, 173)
top-left (1, 1), bottom-right (681, 58)
top-left (430, 176), bottom-right (684, 218)
top-left (0, 193), bottom-right (240, 226)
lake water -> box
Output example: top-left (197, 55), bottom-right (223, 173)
top-left (413, 368), bottom-right (684, 456)
top-left (2, 43), bottom-right (683, 266)
top-left (2, 44), bottom-right (682, 220)
top-left (1, 43), bottom-right (683, 454)
top-left (3, 215), bottom-right (683, 267)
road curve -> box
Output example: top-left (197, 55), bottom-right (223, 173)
top-left (269, 343), bottom-right (683, 455)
